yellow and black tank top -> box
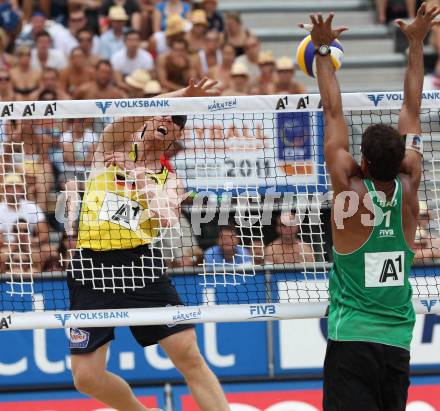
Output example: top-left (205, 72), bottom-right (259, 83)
top-left (77, 148), bottom-right (171, 251)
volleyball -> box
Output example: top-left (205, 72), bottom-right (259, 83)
top-left (296, 35), bottom-right (344, 78)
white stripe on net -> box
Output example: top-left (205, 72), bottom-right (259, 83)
top-left (1, 142), bottom-right (34, 296)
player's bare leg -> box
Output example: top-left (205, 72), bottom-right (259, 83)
top-left (160, 328), bottom-right (230, 411)
top-left (71, 343), bottom-right (162, 411)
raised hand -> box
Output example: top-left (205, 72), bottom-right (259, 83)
top-left (184, 77), bottom-right (220, 97)
top-left (299, 13), bottom-right (348, 47)
top-left (395, 2), bottom-right (440, 43)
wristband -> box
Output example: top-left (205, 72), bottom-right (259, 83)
top-left (404, 133), bottom-right (423, 156)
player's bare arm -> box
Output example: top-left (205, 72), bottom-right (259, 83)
top-left (300, 14), bottom-right (358, 195)
top-left (397, 3), bottom-right (440, 191)
top-left (92, 78), bottom-right (219, 167)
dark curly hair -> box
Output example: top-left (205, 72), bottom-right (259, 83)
top-left (361, 124), bottom-right (405, 181)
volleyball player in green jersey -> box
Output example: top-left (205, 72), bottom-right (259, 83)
top-left (301, 4), bottom-right (440, 410)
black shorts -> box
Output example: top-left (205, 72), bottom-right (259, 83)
top-left (68, 245), bottom-right (194, 355)
top-left (323, 340), bottom-right (410, 411)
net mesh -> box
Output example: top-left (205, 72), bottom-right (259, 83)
top-left (0, 94), bottom-right (438, 320)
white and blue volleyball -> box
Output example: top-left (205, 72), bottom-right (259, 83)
top-left (296, 35), bottom-right (344, 78)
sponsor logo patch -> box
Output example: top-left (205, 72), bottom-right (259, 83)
top-left (69, 328), bottom-right (90, 349)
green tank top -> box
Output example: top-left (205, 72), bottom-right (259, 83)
top-left (327, 177), bottom-right (415, 350)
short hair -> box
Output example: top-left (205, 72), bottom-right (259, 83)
top-left (96, 59), bottom-right (112, 70)
top-left (225, 12), bottom-right (242, 24)
top-left (70, 46), bottom-right (84, 56)
top-left (124, 29), bottom-right (141, 40)
top-left (170, 37), bottom-right (188, 50)
top-left (77, 28), bottom-right (93, 38)
top-left (35, 30), bottom-right (51, 42)
top-left (42, 67), bottom-right (59, 78)
top-left (361, 124), bottom-right (405, 181)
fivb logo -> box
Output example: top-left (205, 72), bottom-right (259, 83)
top-left (54, 313), bottom-right (71, 326)
top-left (368, 94), bottom-right (385, 107)
top-left (96, 101), bottom-right (113, 114)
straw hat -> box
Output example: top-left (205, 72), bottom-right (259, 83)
top-left (258, 51), bottom-right (275, 65)
top-left (276, 56), bottom-right (295, 71)
top-left (108, 6), bottom-right (129, 21)
top-left (125, 69), bottom-right (151, 90)
top-left (144, 80), bottom-right (162, 96)
top-left (165, 14), bottom-right (186, 36)
top-left (191, 9), bottom-right (208, 26)
top-left (230, 62), bottom-right (249, 77)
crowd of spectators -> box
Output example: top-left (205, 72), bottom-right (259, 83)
top-left (0, 0), bottom-right (437, 276)
top-left (0, 0), bottom-right (306, 102)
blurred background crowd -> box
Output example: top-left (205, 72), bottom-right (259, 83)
top-left (0, 0), bottom-right (437, 276)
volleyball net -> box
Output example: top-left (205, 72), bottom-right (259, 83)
top-left (1, 92), bottom-right (440, 330)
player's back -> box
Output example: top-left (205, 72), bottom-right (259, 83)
top-left (328, 173), bottom-right (417, 350)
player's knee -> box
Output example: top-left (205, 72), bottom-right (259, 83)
top-left (72, 366), bottom-right (104, 395)
top-left (175, 347), bottom-right (207, 376)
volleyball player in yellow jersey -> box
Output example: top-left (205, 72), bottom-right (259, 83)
top-left (68, 79), bottom-right (231, 411)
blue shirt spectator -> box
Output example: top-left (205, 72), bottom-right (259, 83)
top-left (98, 6), bottom-right (128, 60)
top-left (203, 225), bottom-right (253, 267)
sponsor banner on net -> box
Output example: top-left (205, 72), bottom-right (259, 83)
top-left (53, 311), bottom-right (130, 326)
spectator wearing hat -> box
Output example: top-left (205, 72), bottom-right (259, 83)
top-left (30, 31), bottom-right (68, 71)
top-left (16, 11), bottom-right (46, 47)
top-left (157, 37), bottom-right (194, 91)
top-left (10, 45), bottom-right (41, 99)
top-left (275, 56), bottom-right (306, 95)
top-left (208, 42), bottom-right (235, 90)
top-left (30, 67), bottom-right (70, 100)
top-left (98, 6), bottom-right (128, 60)
top-left (124, 68), bottom-right (151, 97)
top-left (202, 0), bottom-right (224, 33)
top-left (251, 50), bottom-right (276, 95)
top-left (156, 0), bottom-right (191, 31)
top-left (195, 30), bottom-right (222, 76)
top-left (148, 13), bottom-right (187, 58)
top-left (60, 47), bottom-right (96, 96)
top-left (186, 9), bottom-right (209, 54)
top-left (110, 29), bottom-right (154, 77)
top-left (144, 79), bottom-right (162, 97)
top-left (99, 0), bottom-right (141, 31)
top-left (76, 28), bottom-right (100, 66)
top-left (224, 12), bottom-right (249, 57)
top-left (222, 61), bottom-right (250, 96)
top-left (74, 59), bottom-right (126, 100)
top-left (234, 34), bottom-right (261, 80)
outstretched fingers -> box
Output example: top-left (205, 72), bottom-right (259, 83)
top-left (202, 79), bottom-right (219, 91)
top-left (326, 12), bottom-right (335, 27)
top-left (310, 14), bottom-right (319, 25)
top-left (334, 25), bottom-right (349, 36)
top-left (417, 2), bottom-right (427, 16)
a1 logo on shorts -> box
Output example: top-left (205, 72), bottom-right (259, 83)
top-left (364, 251), bottom-right (404, 287)
top-left (70, 328), bottom-right (90, 349)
